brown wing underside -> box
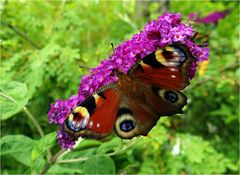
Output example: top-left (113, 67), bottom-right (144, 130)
top-left (114, 83), bottom-right (187, 139)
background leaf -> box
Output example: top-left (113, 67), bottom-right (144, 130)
top-left (0, 81), bottom-right (30, 120)
top-left (97, 137), bottom-right (123, 155)
top-left (0, 135), bottom-right (35, 166)
top-left (83, 155), bottom-right (116, 174)
top-left (31, 132), bottom-right (57, 161)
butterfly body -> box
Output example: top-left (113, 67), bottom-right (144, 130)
top-left (63, 44), bottom-right (195, 140)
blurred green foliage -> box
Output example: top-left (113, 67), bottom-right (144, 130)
top-left (0, 0), bottom-right (239, 174)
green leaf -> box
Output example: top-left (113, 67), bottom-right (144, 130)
top-left (31, 155), bottom-right (46, 174)
top-left (74, 139), bottom-right (102, 150)
top-left (0, 135), bottom-right (34, 155)
top-left (97, 137), bottom-right (122, 154)
top-left (48, 164), bottom-right (83, 174)
top-left (0, 81), bottom-right (30, 120)
top-left (83, 155), bottom-right (115, 174)
top-left (31, 132), bottom-right (57, 161)
top-left (0, 135), bottom-right (35, 166)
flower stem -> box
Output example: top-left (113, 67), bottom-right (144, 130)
top-left (1, 21), bottom-right (41, 49)
top-left (40, 149), bottom-right (67, 174)
top-left (23, 107), bottom-right (45, 137)
top-left (56, 138), bottom-right (139, 164)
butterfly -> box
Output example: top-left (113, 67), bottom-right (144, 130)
top-left (63, 43), bottom-right (195, 139)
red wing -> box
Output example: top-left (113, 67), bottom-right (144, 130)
top-left (131, 44), bottom-right (195, 90)
top-left (89, 88), bottom-right (120, 133)
top-left (63, 86), bottom-right (120, 139)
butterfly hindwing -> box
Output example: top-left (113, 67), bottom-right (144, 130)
top-left (114, 84), bottom-right (187, 139)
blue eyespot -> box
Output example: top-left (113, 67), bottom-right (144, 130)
top-left (174, 47), bottom-right (186, 63)
top-left (120, 120), bottom-right (136, 132)
top-left (67, 119), bottom-right (81, 132)
top-left (164, 91), bottom-right (178, 103)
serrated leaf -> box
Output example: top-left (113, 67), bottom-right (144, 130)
top-left (0, 81), bottom-right (30, 120)
top-left (83, 155), bottom-right (115, 174)
top-left (31, 132), bottom-right (57, 161)
top-left (0, 135), bottom-right (35, 166)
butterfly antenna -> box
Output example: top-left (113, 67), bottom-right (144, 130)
top-left (77, 62), bottom-right (91, 70)
top-left (190, 31), bottom-right (199, 41)
top-left (75, 58), bottom-right (91, 70)
top-left (199, 42), bottom-right (208, 47)
top-left (79, 65), bottom-right (90, 70)
top-left (111, 42), bottom-right (115, 54)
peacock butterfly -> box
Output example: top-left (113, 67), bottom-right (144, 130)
top-left (63, 43), bottom-right (195, 139)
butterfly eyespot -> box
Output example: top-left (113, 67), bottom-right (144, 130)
top-left (151, 87), bottom-right (186, 105)
top-left (120, 120), bottom-right (136, 132)
top-left (164, 91), bottom-right (178, 103)
top-left (73, 106), bottom-right (90, 118)
top-left (67, 117), bottom-right (82, 132)
top-left (173, 47), bottom-right (187, 63)
top-left (65, 107), bottom-right (90, 133)
top-left (114, 107), bottom-right (140, 139)
top-left (66, 114), bottom-right (89, 132)
top-left (154, 45), bottom-right (187, 67)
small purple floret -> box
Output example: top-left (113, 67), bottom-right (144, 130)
top-left (57, 129), bottom-right (75, 149)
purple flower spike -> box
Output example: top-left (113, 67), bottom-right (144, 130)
top-left (77, 12), bottom-right (206, 98)
top-left (77, 13), bottom-right (208, 98)
top-left (48, 95), bottom-right (80, 125)
top-left (57, 129), bottom-right (76, 149)
top-left (48, 13), bottom-right (209, 148)
top-left (188, 10), bottom-right (231, 26)
top-left (189, 62), bottom-right (198, 80)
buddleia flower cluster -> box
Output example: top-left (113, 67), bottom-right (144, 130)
top-left (48, 13), bottom-right (209, 149)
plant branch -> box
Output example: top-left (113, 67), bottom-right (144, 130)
top-left (187, 77), bottom-right (216, 90)
top-left (163, 0), bottom-right (170, 12)
top-left (23, 107), bottom-right (45, 137)
top-left (40, 139), bottom-right (84, 174)
top-left (57, 157), bottom-right (88, 164)
top-left (188, 62), bottom-right (238, 90)
top-left (40, 149), bottom-right (67, 175)
top-left (1, 21), bottom-right (41, 49)
top-left (57, 138), bottom-right (139, 164)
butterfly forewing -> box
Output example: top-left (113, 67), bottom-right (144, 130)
top-left (131, 44), bottom-right (195, 90)
top-left (64, 87), bottom-right (120, 139)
